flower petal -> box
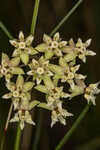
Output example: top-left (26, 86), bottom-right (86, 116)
top-left (26, 47), bottom-right (38, 55)
top-left (43, 34), bottom-right (52, 45)
top-left (16, 75), bottom-right (24, 89)
top-left (29, 100), bottom-right (40, 110)
top-left (2, 92), bottom-right (12, 99)
top-left (9, 40), bottom-right (18, 48)
top-left (10, 67), bottom-right (24, 74)
top-left (19, 31), bottom-right (24, 41)
top-left (45, 50), bottom-right (54, 59)
top-left (86, 50), bottom-right (96, 56)
top-left (12, 49), bottom-right (20, 57)
top-left (26, 35), bottom-right (34, 46)
top-left (2, 53), bottom-right (9, 67)
top-left (10, 57), bottom-right (20, 67)
top-left (59, 41), bottom-right (67, 48)
top-left (20, 52), bottom-right (29, 65)
top-left (23, 82), bottom-right (34, 92)
top-left (35, 85), bottom-right (48, 93)
top-left (53, 32), bottom-right (60, 41)
top-left (43, 75), bottom-right (54, 90)
top-left (35, 43), bottom-right (47, 52)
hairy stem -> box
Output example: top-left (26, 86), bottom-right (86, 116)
top-left (30, 0), bottom-right (40, 35)
top-left (55, 104), bottom-right (90, 150)
top-left (0, 22), bottom-right (13, 39)
top-left (50, 0), bottom-right (83, 36)
top-left (14, 122), bottom-right (21, 150)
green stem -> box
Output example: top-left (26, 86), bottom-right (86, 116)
top-left (30, 0), bottom-right (40, 35)
top-left (0, 134), bottom-right (5, 150)
top-left (50, 0), bottom-right (83, 36)
top-left (55, 104), bottom-right (90, 150)
top-left (32, 110), bottom-right (43, 150)
top-left (5, 103), bottom-right (13, 132)
top-left (14, 122), bottom-right (21, 150)
top-left (0, 22), bottom-right (13, 39)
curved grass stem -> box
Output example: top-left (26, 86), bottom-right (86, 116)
top-left (55, 104), bottom-right (90, 150)
top-left (30, 0), bottom-right (40, 35)
top-left (0, 22), bottom-right (13, 39)
top-left (14, 122), bottom-right (21, 150)
top-left (32, 110), bottom-right (43, 150)
top-left (50, 0), bottom-right (83, 36)
top-left (4, 102), bottom-right (13, 132)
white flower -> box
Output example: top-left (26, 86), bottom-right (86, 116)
top-left (84, 82), bottom-right (100, 105)
top-left (10, 110), bottom-right (35, 130)
top-left (76, 38), bottom-right (96, 63)
top-left (36, 32), bottom-right (67, 59)
top-left (27, 56), bottom-right (53, 84)
top-left (51, 101), bottom-right (73, 127)
top-left (0, 53), bottom-right (23, 82)
top-left (2, 75), bottom-right (34, 109)
top-left (10, 31), bottom-right (38, 65)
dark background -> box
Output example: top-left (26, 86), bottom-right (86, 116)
top-left (0, 0), bottom-right (100, 150)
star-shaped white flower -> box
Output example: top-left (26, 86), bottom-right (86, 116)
top-left (27, 56), bottom-right (53, 84)
top-left (10, 31), bottom-right (38, 65)
top-left (35, 32), bottom-right (67, 59)
top-left (84, 82), bottom-right (100, 105)
top-left (0, 53), bottom-right (24, 82)
top-left (76, 38), bottom-right (96, 63)
top-left (10, 110), bottom-right (35, 130)
top-left (51, 101), bottom-right (73, 127)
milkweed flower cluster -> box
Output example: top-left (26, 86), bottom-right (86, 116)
top-left (0, 31), bottom-right (100, 129)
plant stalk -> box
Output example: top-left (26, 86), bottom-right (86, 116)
top-left (55, 104), bottom-right (90, 150)
top-left (32, 110), bottom-right (43, 150)
top-left (4, 102), bottom-right (13, 132)
top-left (50, 0), bottom-right (83, 36)
top-left (0, 22), bottom-right (13, 39)
top-left (14, 122), bottom-right (21, 150)
top-left (30, 0), bottom-right (40, 35)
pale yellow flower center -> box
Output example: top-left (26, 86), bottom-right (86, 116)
top-left (68, 72), bottom-right (74, 79)
top-left (37, 67), bottom-right (44, 75)
top-left (1, 68), bottom-right (8, 75)
top-left (19, 42), bottom-right (26, 49)
top-left (54, 93), bottom-right (59, 99)
top-left (13, 91), bottom-right (19, 97)
top-left (51, 41), bottom-right (58, 49)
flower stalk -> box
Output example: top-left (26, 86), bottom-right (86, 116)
top-left (4, 103), bottom-right (13, 132)
top-left (55, 104), bottom-right (90, 150)
top-left (50, 0), bottom-right (83, 36)
top-left (30, 0), bottom-right (40, 35)
top-left (32, 110), bottom-right (43, 150)
top-left (14, 122), bottom-right (21, 150)
top-left (0, 21), bottom-right (13, 39)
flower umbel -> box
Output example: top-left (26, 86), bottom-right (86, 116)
top-left (1, 31), bottom-right (100, 129)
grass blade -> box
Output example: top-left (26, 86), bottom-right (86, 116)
top-left (0, 22), bottom-right (13, 39)
top-left (55, 104), bottom-right (90, 150)
top-left (14, 122), bottom-right (21, 150)
top-left (50, 0), bottom-right (83, 36)
top-left (30, 0), bottom-right (40, 35)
